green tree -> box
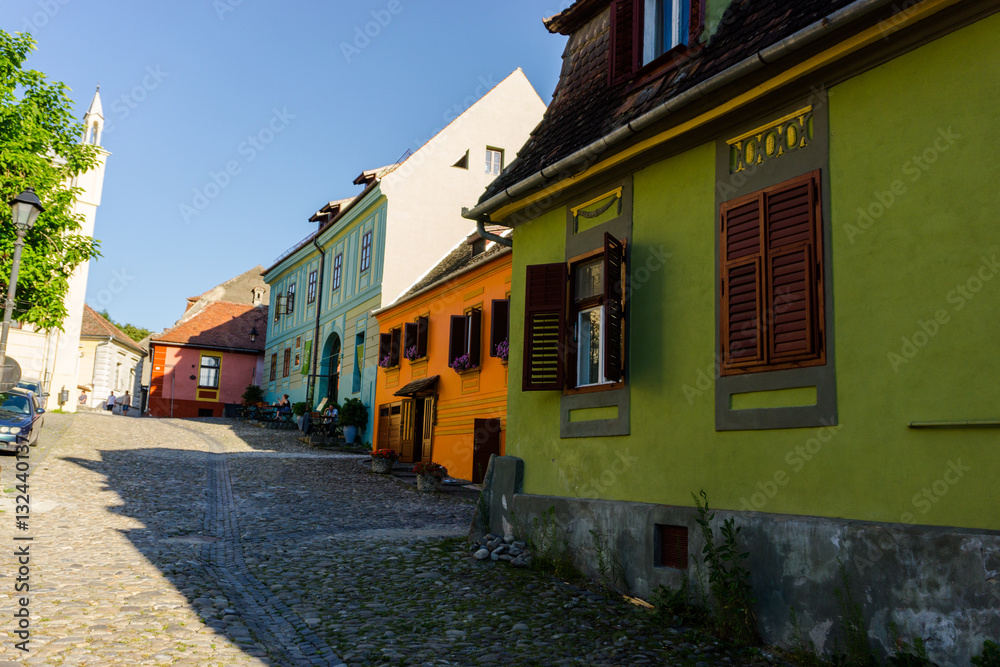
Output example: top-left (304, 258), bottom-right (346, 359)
top-left (96, 309), bottom-right (151, 343)
top-left (0, 30), bottom-right (102, 330)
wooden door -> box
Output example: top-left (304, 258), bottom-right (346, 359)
top-left (472, 418), bottom-right (501, 484)
top-left (378, 402), bottom-right (403, 455)
top-left (400, 399), bottom-right (415, 461)
top-left (420, 396), bottom-right (434, 463)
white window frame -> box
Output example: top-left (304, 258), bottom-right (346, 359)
top-left (486, 148), bottom-right (503, 175)
top-left (643, 0), bottom-right (689, 65)
top-left (576, 305), bottom-right (607, 387)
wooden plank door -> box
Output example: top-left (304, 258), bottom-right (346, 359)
top-left (400, 399), bottom-right (415, 461)
top-left (472, 418), bottom-right (501, 485)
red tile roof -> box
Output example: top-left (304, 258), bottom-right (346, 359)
top-left (81, 304), bottom-right (146, 355)
top-left (152, 301), bottom-right (268, 352)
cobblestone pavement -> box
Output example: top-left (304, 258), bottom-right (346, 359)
top-left (0, 414), bottom-right (792, 666)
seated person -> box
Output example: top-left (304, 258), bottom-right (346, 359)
top-left (276, 394), bottom-right (291, 414)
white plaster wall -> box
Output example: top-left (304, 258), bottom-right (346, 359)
top-left (379, 69), bottom-right (546, 305)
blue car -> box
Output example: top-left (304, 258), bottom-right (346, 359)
top-left (0, 388), bottom-right (45, 452)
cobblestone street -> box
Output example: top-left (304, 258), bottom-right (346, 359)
top-left (0, 414), bottom-right (786, 666)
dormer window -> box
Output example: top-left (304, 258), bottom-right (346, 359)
top-left (642, 0), bottom-right (690, 64)
top-left (610, 0), bottom-right (703, 85)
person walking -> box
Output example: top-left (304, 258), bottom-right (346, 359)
top-left (121, 391), bottom-right (131, 416)
top-left (106, 391), bottom-right (116, 414)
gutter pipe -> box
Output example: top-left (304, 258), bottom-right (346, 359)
top-left (462, 0), bottom-right (898, 223)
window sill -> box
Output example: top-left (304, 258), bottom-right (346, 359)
top-left (624, 43), bottom-right (703, 93)
top-left (564, 381), bottom-right (624, 397)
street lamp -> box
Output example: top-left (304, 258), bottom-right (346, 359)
top-left (0, 188), bottom-right (44, 389)
top-left (250, 326), bottom-right (259, 343)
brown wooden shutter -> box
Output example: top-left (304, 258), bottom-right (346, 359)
top-left (603, 232), bottom-right (625, 383)
top-left (489, 299), bottom-right (509, 357)
top-left (765, 175), bottom-right (821, 362)
top-left (416, 316), bottom-right (428, 358)
top-left (721, 197), bottom-right (765, 371)
top-left (379, 332), bottom-right (391, 365)
top-left (468, 308), bottom-right (482, 367)
top-left (403, 322), bottom-right (417, 356)
top-left (449, 315), bottom-right (466, 366)
top-left (523, 263), bottom-right (567, 391)
top-left (390, 328), bottom-right (401, 366)
top-left (609, 0), bottom-right (642, 86)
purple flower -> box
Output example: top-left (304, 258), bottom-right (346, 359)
top-left (404, 345), bottom-right (419, 361)
top-left (494, 339), bottom-right (509, 362)
top-left (450, 353), bottom-right (478, 372)
top-left (378, 354), bottom-right (392, 368)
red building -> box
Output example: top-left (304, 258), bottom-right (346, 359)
top-left (148, 301), bottom-right (267, 418)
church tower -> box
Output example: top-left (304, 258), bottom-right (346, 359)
top-left (42, 87), bottom-right (109, 410)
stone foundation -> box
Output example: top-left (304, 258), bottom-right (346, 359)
top-left (480, 456), bottom-right (1000, 665)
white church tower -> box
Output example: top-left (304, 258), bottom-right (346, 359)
top-left (5, 87), bottom-right (108, 411)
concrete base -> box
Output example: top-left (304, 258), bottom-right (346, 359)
top-left (482, 456), bottom-right (1000, 665)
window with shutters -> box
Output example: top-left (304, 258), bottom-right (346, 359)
top-left (523, 232), bottom-right (626, 392)
top-left (378, 327), bottom-right (401, 368)
top-left (282, 348), bottom-right (291, 378)
top-left (402, 316), bottom-right (428, 361)
top-left (609, 0), bottom-right (704, 86)
top-left (449, 308), bottom-right (482, 370)
top-left (286, 283), bottom-right (296, 315)
top-left (719, 171), bottom-right (825, 375)
top-left (489, 298), bottom-right (510, 360)
top-left (269, 353), bottom-right (277, 382)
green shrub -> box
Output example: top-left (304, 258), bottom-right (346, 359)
top-left (972, 640), bottom-right (1000, 667)
top-left (241, 384), bottom-right (265, 405)
top-left (292, 401), bottom-right (309, 417)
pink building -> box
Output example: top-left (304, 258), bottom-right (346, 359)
top-left (148, 301), bottom-right (267, 418)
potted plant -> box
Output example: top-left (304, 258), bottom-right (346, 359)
top-left (412, 461), bottom-right (447, 491)
top-left (494, 339), bottom-right (509, 363)
top-left (371, 448), bottom-right (398, 474)
top-left (339, 397), bottom-right (368, 444)
top-left (378, 354), bottom-right (392, 368)
top-left (403, 345), bottom-right (420, 361)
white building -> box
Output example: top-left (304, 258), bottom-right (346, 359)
top-left (4, 87), bottom-right (108, 411)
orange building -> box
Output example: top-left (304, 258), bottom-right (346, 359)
top-left (372, 232), bottom-right (511, 483)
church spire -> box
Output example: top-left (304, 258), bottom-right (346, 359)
top-left (83, 86), bottom-right (103, 145)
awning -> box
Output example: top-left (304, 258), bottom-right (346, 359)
top-left (394, 375), bottom-right (440, 397)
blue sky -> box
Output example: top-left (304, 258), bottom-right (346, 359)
top-left (1, 1), bottom-right (569, 333)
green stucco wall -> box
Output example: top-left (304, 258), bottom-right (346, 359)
top-left (508, 14), bottom-right (1000, 530)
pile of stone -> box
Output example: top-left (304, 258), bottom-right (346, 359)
top-left (471, 534), bottom-right (532, 568)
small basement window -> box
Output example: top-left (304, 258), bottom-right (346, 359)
top-left (656, 524), bottom-right (688, 569)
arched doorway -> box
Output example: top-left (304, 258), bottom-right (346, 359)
top-left (318, 333), bottom-right (341, 406)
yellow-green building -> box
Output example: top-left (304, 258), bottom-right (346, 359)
top-left (464, 1), bottom-right (1000, 663)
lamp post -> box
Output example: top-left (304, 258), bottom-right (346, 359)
top-left (0, 188), bottom-right (44, 389)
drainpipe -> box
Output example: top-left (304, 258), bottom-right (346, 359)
top-left (475, 215), bottom-right (513, 248)
top-left (307, 236), bottom-right (326, 407)
top-left (462, 0), bottom-right (904, 224)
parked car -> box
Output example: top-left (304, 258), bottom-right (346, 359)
top-left (0, 388), bottom-right (45, 451)
top-left (16, 378), bottom-right (48, 398)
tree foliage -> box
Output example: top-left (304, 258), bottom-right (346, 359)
top-left (96, 309), bottom-right (151, 343)
top-left (0, 30), bottom-right (102, 330)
